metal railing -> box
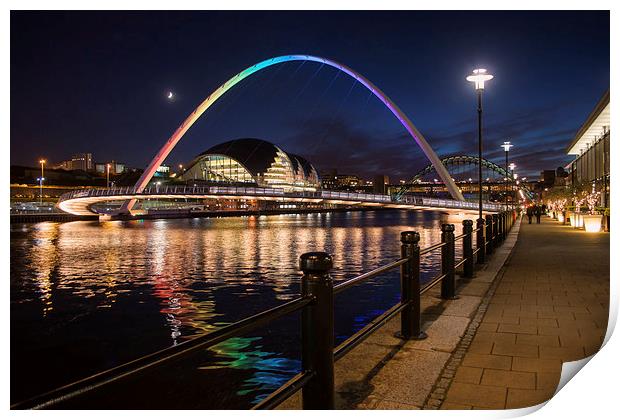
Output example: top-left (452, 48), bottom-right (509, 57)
top-left (12, 209), bottom-right (518, 410)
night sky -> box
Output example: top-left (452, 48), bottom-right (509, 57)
top-left (11, 11), bottom-right (609, 180)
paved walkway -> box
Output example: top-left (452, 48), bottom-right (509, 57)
top-left (441, 215), bottom-right (609, 409)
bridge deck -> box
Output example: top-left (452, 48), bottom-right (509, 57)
top-left (57, 185), bottom-right (505, 216)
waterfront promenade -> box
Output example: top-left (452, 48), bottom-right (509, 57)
top-left (440, 215), bottom-right (609, 409)
top-left (279, 214), bottom-right (609, 410)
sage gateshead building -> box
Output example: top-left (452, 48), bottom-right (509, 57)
top-left (179, 138), bottom-right (320, 192)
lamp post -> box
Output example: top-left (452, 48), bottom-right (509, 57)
top-left (467, 68), bottom-right (494, 220)
top-left (508, 162), bottom-right (517, 205)
top-left (37, 177), bottom-right (45, 206)
top-left (500, 141), bottom-right (513, 210)
top-left (38, 159), bottom-right (46, 205)
top-left (508, 163), bottom-right (516, 207)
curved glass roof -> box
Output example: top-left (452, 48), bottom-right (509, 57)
top-left (195, 138), bottom-right (284, 176)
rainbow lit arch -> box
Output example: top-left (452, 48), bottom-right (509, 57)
top-left (126, 55), bottom-right (464, 211)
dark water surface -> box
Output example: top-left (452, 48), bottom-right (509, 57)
top-left (10, 209), bottom-right (468, 408)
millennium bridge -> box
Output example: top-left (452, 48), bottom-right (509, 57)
top-left (57, 185), bottom-right (504, 216)
top-left (56, 54), bottom-right (525, 218)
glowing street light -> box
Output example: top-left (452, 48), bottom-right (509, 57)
top-left (500, 141), bottom-right (513, 210)
top-left (466, 68), bottom-right (494, 90)
top-left (467, 68), bottom-right (494, 221)
top-left (38, 159), bottom-right (46, 204)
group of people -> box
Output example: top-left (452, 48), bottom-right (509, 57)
top-left (526, 203), bottom-right (546, 224)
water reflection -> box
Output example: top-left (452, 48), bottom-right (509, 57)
top-left (27, 222), bottom-right (60, 315)
top-left (11, 209), bottom-right (471, 407)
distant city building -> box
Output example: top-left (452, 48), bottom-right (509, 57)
top-left (155, 164), bottom-right (171, 177)
top-left (180, 138), bottom-right (320, 192)
top-left (539, 170), bottom-right (556, 188)
top-left (319, 169), bottom-right (337, 190)
top-left (554, 166), bottom-right (569, 187)
top-left (373, 174), bottom-right (390, 194)
top-left (71, 153), bottom-right (93, 171)
top-left (52, 152), bottom-right (93, 171)
top-left (52, 160), bottom-right (73, 171)
top-left (335, 174), bottom-right (363, 189)
top-left (95, 161), bottom-right (126, 175)
top-left (565, 89), bottom-right (609, 207)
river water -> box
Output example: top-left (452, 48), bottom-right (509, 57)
top-left (10, 209), bottom-right (469, 408)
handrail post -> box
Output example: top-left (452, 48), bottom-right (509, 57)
top-left (507, 211), bottom-right (510, 232)
top-left (300, 252), bottom-right (335, 409)
top-left (476, 218), bottom-right (485, 264)
top-left (441, 224), bottom-right (457, 299)
top-left (399, 231), bottom-right (427, 340)
top-left (492, 214), bottom-right (499, 247)
top-left (498, 212), bottom-right (504, 242)
top-left (485, 214), bottom-right (494, 255)
top-left (506, 211), bottom-right (510, 236)
top-left (462, 220), bottom-right (474, 278)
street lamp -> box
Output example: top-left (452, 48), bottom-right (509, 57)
top-left (37, 177), bottom-right (45, 205)
top-left (467, 68), bottom-right (494, 220)
top-left (508, 163), bottom-right (516, 205)
top-left (38, 159), bottom-right (46, 204)
top-left (509, 162), bottom-right (516, 183)
top-left (500, 141), bottom-right (513, 210)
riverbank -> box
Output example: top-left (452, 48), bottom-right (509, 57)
top-left (10, 213), bottom-right (99, 223)
top-left (11, 206), bottom-right (444, 224)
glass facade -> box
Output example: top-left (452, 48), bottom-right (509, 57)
top-left (569, 130), bottom-right (610, 206)
top-left (566, 90), bottom-right (610, 209)
top-left (196, 155), bottom-right (255, 184)
top-left (181, 139), bottom-right (320, 192)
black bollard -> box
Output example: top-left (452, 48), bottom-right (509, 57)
top-left (300, 252), bottom-right (335, 409)
top-left (485, 214), bottom-right (494, 255)
top-left (441, 224), bottom-right (457, 299)
top-left (462, 220), bottom-right (474, 277)
top-left (399, 232), bottom-right (427, 340)
top-left (476, 218), bottom-right (486, 264)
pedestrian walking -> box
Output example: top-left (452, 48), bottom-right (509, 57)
top-left (526, 205), bottom-right (533, 224)
top-left (535, 204), bottom-right (542, 224)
